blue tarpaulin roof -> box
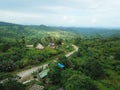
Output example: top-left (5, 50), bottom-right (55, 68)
top-left (58, 63), bottom-right (65, 69)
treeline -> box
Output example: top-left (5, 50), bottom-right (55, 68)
top-left (42, 37), bottom-right (120, 90)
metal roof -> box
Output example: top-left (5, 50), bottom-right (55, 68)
top-left (39, 69), bottom-right (49, 78)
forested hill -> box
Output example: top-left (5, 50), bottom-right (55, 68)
top-left (0, 22), bottom-right (120, 41)
top-left (0, 22), bottom-right (19, 26)
top-left (0, 22), bottom-right (77, 41)
top-left (58, 27), bottom-right (120, 38)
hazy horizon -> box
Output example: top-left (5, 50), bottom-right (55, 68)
top-left (1, 21), bottom-right (120, 30)
top-left (0, 0), bottom-right (120, 28)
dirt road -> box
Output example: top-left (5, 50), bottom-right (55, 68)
top-left (17, 44), bottom-right (78, 81)
top-left (65, 44), bottom-right (78, 57)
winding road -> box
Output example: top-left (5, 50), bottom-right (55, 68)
top-left (65, 45), bottom-right (78, 57)
top-left (17, 44), bottom-right (78, 82)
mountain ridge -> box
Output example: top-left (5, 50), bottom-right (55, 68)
top-left (0, 21), bottom-right (120, 40)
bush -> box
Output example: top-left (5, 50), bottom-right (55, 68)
top-left (83, 59), bottom-right (105, 79)
top-left (65, 75), bottom-right (98, 90)
top-left (1, 80), bottom-right (26, 90)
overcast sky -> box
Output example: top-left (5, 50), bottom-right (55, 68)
top-left (0, 0), bottom-right (120, 27)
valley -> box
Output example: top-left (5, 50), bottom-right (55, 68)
top-left (0, 22), bottom-right (120, 90)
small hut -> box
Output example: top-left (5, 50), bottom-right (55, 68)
top-left (26, 45), bottom-right (34, 48)
top-left (36, 43), bottom-right (44, 50)
top-left (48, 43), bottom-right (55, 48)
top-left (39, 69), bottom-right (49, 79)
top-left (39, 69), bottom-right (49, 84)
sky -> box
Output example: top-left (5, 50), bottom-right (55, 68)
top-left (0, 0), bottom-right (120, 27)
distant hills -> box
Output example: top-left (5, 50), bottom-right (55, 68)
top-left (0, 22), bottom-right (77, 41)
top-left (0, 22), bottom-right (19, 26)
top-left (0, 22), bottom-right (120, 41)
top-left (58, 27), bottom-right (120, 38)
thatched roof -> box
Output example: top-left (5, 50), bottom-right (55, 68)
top-left (29, 84), bottom-right (44, 90)
top-left (36, 43), bottom-right (44, 49)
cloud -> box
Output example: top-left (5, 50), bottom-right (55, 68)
top-left (0, 0), bottom-right (120, 27)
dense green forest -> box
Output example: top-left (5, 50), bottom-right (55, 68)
top-left (0, 22), bottom-right (120, 90)
top-left (0, 22), bottom-right (120, 41)
top-left (43, 37), bottom-right (120, 90)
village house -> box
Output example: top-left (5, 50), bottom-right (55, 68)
top-left (26, 45), bottom-right (34, 48)
top-left (48, 43), bottom-right (56, 48)
top-left (36, 43), bottom-right (44, 50)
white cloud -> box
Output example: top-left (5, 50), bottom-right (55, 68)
top-left (0, 10), bottom-right (43, 18)
top-left (0, 0), bottom-right (120, 27)
top-left (91, 19), bottom-right (97, 24)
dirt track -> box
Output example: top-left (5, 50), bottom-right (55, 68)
top-left (17, 44), bottom-right (78, 82)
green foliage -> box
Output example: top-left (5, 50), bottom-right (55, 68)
top-left (45, 37), bottom-right (120, 90)
top-left (27, 48), bottom-right (58, 64)
top-left (0, 37), bottom-right (61, 72)
top-left (0, 73), bottom-right (15, 80)
top-left (58, 56), bottom-right (73, 68)
top-left (47, 85), bottom-right (59, 90)
top-left (48, 63), bottom-right (62, 84)
top-left (0, 80), bottom-right (26, 90)
top-left (0, 23), bottom-right (77, 41)
top-left (61, 69), bottom-right (81, 85)
top-left (83, 59), bottom-right (105, 79)
top-left (0, 22), bottom-right (120, 90)
top-left (0, 83), bottom-right (4, 90)
top-left (65, 75), bottom-right (98, 90)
